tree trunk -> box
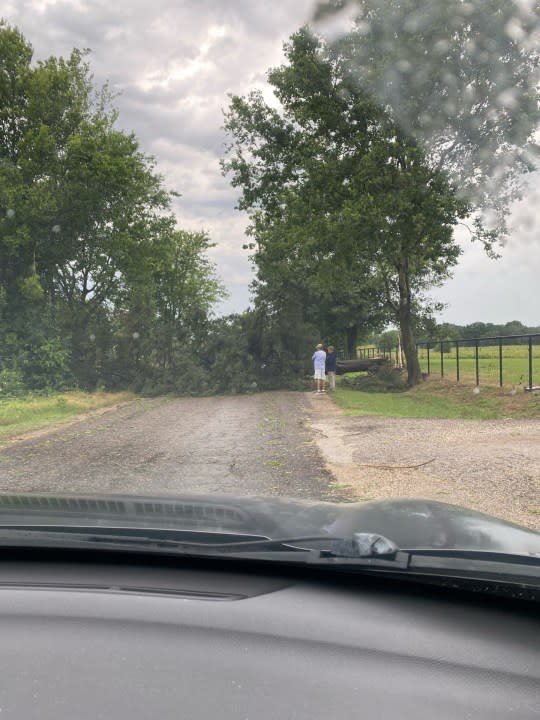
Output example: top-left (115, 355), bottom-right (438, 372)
top-left (397, 261), bottom-right (422, 386)
top-left (346, 324), bottom-right (358, 358)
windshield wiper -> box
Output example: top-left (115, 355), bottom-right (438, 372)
top-left (1, 525), bottom-right (539, 574)
top-left (1, 525), bottom-right (538, 600)
top-left (0, 525), bottom-right (383, 556)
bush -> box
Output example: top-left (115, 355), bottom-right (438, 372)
top-left (0, 368), bottom-right (26, 398)
top-left (18, 338), bottom-right (73, 392)
top-left (340, 364), bottom-right (407, 393)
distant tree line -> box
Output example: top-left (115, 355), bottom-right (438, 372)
top-left (369, 322), bottom-right (540, 353)
top-left (421, 321), bottom-right (540, 344)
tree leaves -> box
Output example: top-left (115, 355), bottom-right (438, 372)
top-left (0, 21), bottom-right (224, 393)
top-left (222, 27), bottom-right (470, 382)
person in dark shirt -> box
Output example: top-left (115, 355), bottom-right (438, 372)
top-left (325, 345), bottom-right (337, 391)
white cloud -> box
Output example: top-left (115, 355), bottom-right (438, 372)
top-left (433, 186), bottom-right (540, 326)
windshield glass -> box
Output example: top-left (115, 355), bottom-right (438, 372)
top-left (0, 0), bottom-right (539, 557)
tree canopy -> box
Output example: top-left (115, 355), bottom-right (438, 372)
top-left (0, 20), bottom-right (224, 394)
top-left (314, 0), bottom-right (540, 242)
top-left (223, 28), bottom-right (474, 384)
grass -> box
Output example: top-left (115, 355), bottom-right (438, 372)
top-left (333, 376), bottom-right (540, 420)
top-left (417, 343), bottom-right (540, 387)
top-left (0, 391), bottom-right (134, 442)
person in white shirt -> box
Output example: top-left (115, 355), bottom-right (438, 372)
top-left (312, 343), bottom-right (326, 394)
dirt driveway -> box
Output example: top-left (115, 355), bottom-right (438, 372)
top-left (0, 391), bottom-right (538, 531)
top-left (308, 394), bottom-right (540, 531)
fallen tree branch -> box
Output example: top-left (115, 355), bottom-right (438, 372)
top-left (355, 457), bottom-right (436, 470)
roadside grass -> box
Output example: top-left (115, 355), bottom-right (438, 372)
top-left (417, 344), bottom-right (540, 387)
top-left (333, 376), bottom-right (540, 420)
top-left (0, 391), bottom-right (134, 441)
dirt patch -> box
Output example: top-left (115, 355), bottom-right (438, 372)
top-left (307, 392), bottom-right (540, 531)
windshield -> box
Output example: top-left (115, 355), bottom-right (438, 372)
top-left (0, 0), bottom-right (539, 566)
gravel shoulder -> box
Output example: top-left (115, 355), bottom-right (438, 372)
top-left (307, 393), bottom-right (540, 531)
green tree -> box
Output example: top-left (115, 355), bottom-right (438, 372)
top-left (223, 29), bottom-right (468, 384)
top-left (110, 226), bottom-right (225, 394)
top-left (0, 21), bottom-right (224, 393)
top-left (315, 0), bottom-right (540, 243)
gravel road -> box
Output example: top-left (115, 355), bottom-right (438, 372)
top-left (308, 394), bottom-right (540, 531)
top-left (0, 393), bottom-right (334, 500)
top-left (0, 391), bottom-right (539, 531)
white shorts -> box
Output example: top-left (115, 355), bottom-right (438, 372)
top-left (314, 368), bottom-right (326, 380)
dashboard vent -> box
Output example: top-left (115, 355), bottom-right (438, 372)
top-left (132, 501), bottom-right (250, 527)
top-left (0, 495), bottom-right (253, 528)
top-left (0, 495), bottom-right (126, 514)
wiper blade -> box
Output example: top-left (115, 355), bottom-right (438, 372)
top-left (0, 526), bottom-right (538, 581)
top-left (0, 525), bottom-right (398, 558)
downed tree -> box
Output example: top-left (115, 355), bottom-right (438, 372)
top-left (336, 358), bottom-right (390, 376)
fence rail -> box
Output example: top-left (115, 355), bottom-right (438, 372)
top-left (356, 334), bottom-right (540, 390)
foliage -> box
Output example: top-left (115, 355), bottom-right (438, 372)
top-left (314, 0), bottom-right (540, 243)
top-left (223, 28), bottom-right (471, 386)
top-left (339, 363), bottom-right (407, 392)
top-left (200, 310), bottom-right (317, 394)
top-left (0, 368), bottom-right (26, 398)
top-left (0, 21), bottom-right (225, 396)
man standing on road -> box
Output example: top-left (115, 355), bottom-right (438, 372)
top-left (312, 343), bottom-right (326, 394)
top-left (325, 345), bottom-right (337, 391)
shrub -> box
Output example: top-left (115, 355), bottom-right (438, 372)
top-left (340, 364), bottom-right (407, 393)
top-left (0, 368), bottom-right (27, 398)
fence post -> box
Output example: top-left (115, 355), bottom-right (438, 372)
top-left (455, 340), bottom-right (460, 382)
top-left (440, 341), bottom-right (444, 378)
top-left (427, 344), bottom-right (431, 374)
top-left (499, 337), bottom-right (503, 387)
top-left (529, 336), bottom-right (533, 391)
top-left (475, 340), bottom-right (480, 386)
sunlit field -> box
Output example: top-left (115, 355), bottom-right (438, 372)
top-left (417, 343), bottom-right (540, 387)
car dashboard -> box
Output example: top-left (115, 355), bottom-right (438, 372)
top-left (0, 552), bottom-right (538, 719)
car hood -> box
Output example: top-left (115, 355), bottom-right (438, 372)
top-left (0, 492), bottom-right (539, 555)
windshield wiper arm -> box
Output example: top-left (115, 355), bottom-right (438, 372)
top-left (0, 525), bottom-right (398, 558)
top-left (0, 526), bottom-right (538, 578)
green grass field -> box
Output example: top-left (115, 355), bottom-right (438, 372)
top-left (417, 343), bottom-right (540, 387)
top-left (0, 391), bottom-right (133, 442)
top-left (333, 377), bottom-right (540, 419)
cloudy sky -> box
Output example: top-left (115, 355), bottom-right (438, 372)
top-left (4, 0), bottom-right (539, 326)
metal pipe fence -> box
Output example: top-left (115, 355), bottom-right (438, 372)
top-left (417, 334), bottom-right (540, 390)
top-left (355, 345), bottom-right (403, 365)
top-left (356, 334), bottom-right (540, 390)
